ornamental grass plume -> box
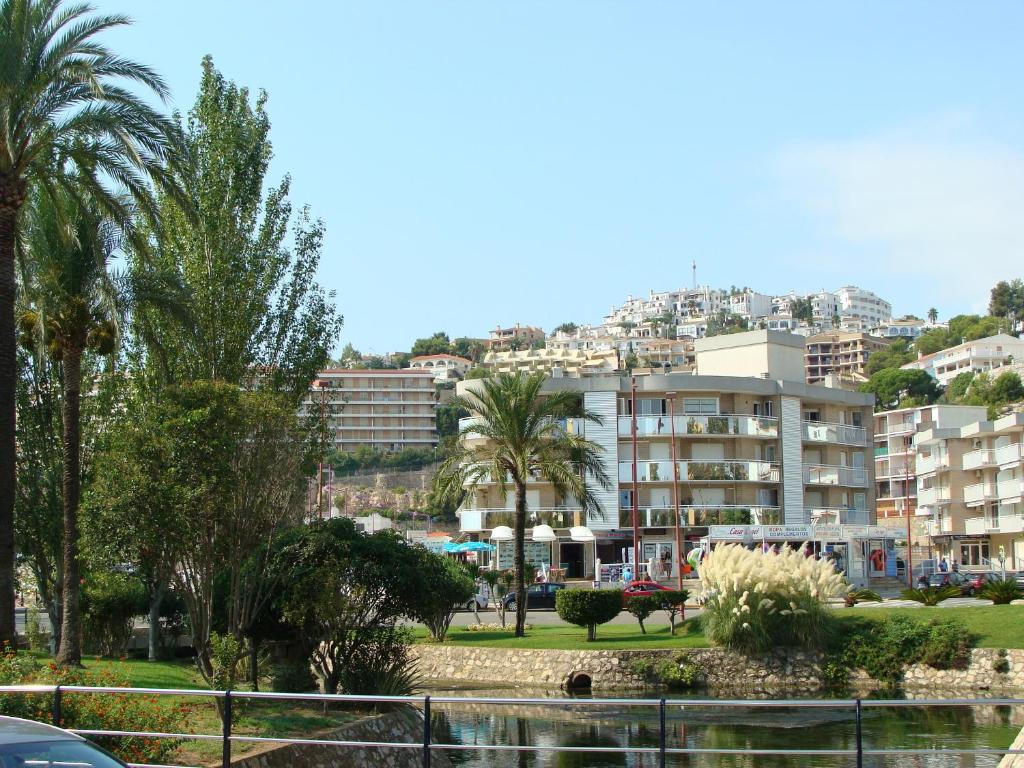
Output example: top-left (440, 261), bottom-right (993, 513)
top-left (699, 543), bottom-right (846, 654)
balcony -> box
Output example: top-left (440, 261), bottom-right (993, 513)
top-left (917, 486), bottom-right (951, 507)
top-left (617, 414), bottom-right (779, 439)
top-left (459, 416), bottom-right (586, 439)
top-left (459, 507), bottom-right (594, 532)
top-left (964, 482), bottom-right (998, 506)
top-left (619, 460), bottom-right (780, 483)
top-left (617, 506), bottom-right (782, 528)
top-left (962, 449), bottom-right (996, 471)
top-left (807, 507), bottom-right (871, 525)
top-left (996, 443), bottom-right (1023, 467)
top-left (916, 453), bottom-right (950, 475)
top-left (802, 421), bottom-right (869, 446)
top-left (802, 464), bottom-right (868, 488)
top-left (885, 422), bottom-right (916, 436)
top-left (997, 478), bottom-right (1024, 501)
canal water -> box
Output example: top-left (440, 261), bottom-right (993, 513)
top-left (426, 687), bottom-right (1023, 767)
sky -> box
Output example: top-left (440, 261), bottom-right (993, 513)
top-left (96, 1), bottom-right (1024, 354)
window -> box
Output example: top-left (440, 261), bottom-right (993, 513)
top-left (637, 398), bottom-right (667, 416)
top-left (682, 398), bottom-right (717, 415)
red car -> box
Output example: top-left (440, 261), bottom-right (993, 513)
top-left (622, 580), bottom-right (670, 603)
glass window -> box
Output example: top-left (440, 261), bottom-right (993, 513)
top-left (637, 398), bottom-right (667, 416)
top-left (682, 398), bottom-right (717, 415)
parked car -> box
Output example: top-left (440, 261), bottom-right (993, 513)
top-left (502, 582), bottom-right (566, 612)
top-left (459, 587), bottom-right (490, 612)
top-left (927, 571), bottom-right (976, 596)
top-left (622, 580), bottom-right (671, 602)
top-left (963, 572), bottom-right (1001, 593)
top-left (0, 715), bottom-right (127, 766)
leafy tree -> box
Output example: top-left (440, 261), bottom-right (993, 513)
top-left (0, 0), bottom-right (183, 648)
top-left (408, 547), bottom-right (474, 641)
top-left (789, 297), bottom-right (814, 323)
top-left (464, 367), bottom-right (490, 380)
top-left (555, 589), bottom-right (622, 641)
top-left (410, 332), bottom-right (451, 358)
top-left (130, 57), bottom-right (342, 401)
top-left (944, 371), bottom-right (975, 402)
top-left (990, 371), bottom-right (1024, 404)
top-left (624, 595), bottom-right (657, 634)
top-left (552, 322), bottom-right (578, 335)
top-left (989, 279), bottom-right (1024, 322)
top-left (450, 337), bottom-right (486, 362)
top-left (335, 343), bottom-right (361, 367)
top-left (436, 402), bottom-right (468, 439)
top-left (860, 368), bottom-right (941, 411)
top-left (865, 339), bottom-right (914, 376)
top-left (433, 373), bottom-right (611, 636)
top-left (19, 189), bottom-right (143, 666)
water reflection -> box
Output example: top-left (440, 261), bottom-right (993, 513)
top-left (428, 688), bottom-right (1022, 768)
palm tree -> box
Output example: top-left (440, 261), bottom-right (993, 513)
top-left (928, 307), bottom-right (938, 325)
top-left (434, 373), bottom-right (611, 637)
top-left (0, 0), bottom-right (180, 646)
top-left (19, 188), bottom-right (123, 665)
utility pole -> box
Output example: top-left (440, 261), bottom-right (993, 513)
top-left (905, 437), bottom-right (914, 588)
top-left (668, 392), bottom-right (683, 590)
top-left (631, 377), bottom-right (640, 580)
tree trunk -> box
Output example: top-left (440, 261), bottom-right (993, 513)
top-left (56, 346), bottom-right (84, 666)
top-left (148, 581), bottom-right (166, 661)
top-left (248, 636), bottom-right (259, 691)
top-left (514, 482), bottom-right (527, 638)
top-left (0, 182), bottom-right (24, 651)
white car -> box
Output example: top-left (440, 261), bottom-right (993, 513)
top-left (460, 585), bottom-right (490, 611)
top-left (0, 715), bottom-right (128, 766)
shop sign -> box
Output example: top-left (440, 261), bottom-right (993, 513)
top-left (812, 524), bottom-right (843, 540)
top-left (709, 524), bottom-right (813, 541)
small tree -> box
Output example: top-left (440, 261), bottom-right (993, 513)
top-left (410, 549), bottom-right (474, 641)
top-left (656, 590), bottom-right (690, 635)
top-left (481, 570), bottom-right (513, 628)
top-left (555, 589), bottom-right (622, 641)
top-left (977, 579), bottom-right (1023, 605)
top-left (625, 596), bottom-right (657, 634)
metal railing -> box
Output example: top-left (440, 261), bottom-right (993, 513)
top-left (0, 685), bottom-right (1022, 768)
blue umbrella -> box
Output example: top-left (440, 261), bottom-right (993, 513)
top-left (454, 541), bottom-right (496, 553)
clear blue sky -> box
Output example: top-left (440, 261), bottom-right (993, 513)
top-left (98, 1), bottom-right (1024, 354)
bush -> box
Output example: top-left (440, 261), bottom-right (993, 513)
top-left (625, 596), bottom-right (658, 634)
top-left (0, 648), bottom-right (185, 764)
top-left (654, 590), bottom-right (690, 635)
top-left (899, 585), bottom-right (961, 606)
top-left (629, 652), bottom-right (703, 689)
top-left (271, 660), bottom-right (316, 693)
top-left (409, 548), bottom-right (475, 641)
top-left (81, 572), bottom-right (147, 657)
top-left (699, 544), bottom-right (845, 654)
top-left (919, 619), bottom-right (973, 670)
top-left (844, 588), bottom-right (882, 607)
top-left (555, 589), bottom-right (623, 641)
top-left (978, 578), bottom-right (1023, 605)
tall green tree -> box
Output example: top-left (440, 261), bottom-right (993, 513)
top-left (19, 189), bottom-right (127, 665)
top-left (860, 368), bottom-right (941, 411)
top-left (410, 331), bottom-right (451, 358)
top-left (0, 0), bottom-right (180, 647)
top-left (433, 373), bottom-right (611, 637)
top-left (989, 279), bottom-right (1024, 323)
top-left (131, 57), bottom-right (342, 400)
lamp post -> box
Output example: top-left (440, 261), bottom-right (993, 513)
top-left (905, 438), bottom-right (914, 588)
top-left (668, 392), bottom-right (683, 590)
top-left (631, 377), bottom-right (640, 580)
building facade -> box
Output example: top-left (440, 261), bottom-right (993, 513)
top-left (835, 286), bottom-right (892, 330)
top-left (805, 331), bottom-right (890, 384)
top-left (457, 331), bottom-right (882, 582)
top-left (302, 369), bottom-right (437, 453)
top-left (488, 324), bottom-right (545, 351)
top-left (902, 333), bottom-right (1024, 387)
top-left (408, 354), bottom-right (472, 382)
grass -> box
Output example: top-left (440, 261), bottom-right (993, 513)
top-left (416, 622), bottom-right (709, 649)
top-left (841, 604), bottom-right (1024, 648)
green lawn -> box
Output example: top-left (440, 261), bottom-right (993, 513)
top-left (418, 621), bottom-right (709, 649)
top-left (840, 604), bottom-right (1024, 648)
top-left (80, 656), bottom-right (201, 689)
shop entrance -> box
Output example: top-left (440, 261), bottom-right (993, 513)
top-left (959, 541), bottom-right (990, 568)
top-left (560, 542), bottom-right (585, 579)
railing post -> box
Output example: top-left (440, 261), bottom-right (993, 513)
top-left (658, 698), bottom-right (666, 768)
top-left (51, 685), bottom-right (62, 727)
top-left (422, 695), bottom-right (431, 768)
top-left (854, 698), bottom-right (863, 768)
top-left (222, 690), bottom-right (232, 768)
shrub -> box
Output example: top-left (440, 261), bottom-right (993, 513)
top-left (629, 653), bottom-right (703, 689)
top-left (24, 608), bottom-right (49, 653)
top-left (919, 619), bottom-right (973, 670)
top-left (209, 632), bottom-right (244, 692)
top-left (978, 579), bottom-right (1023, 605)
top-left (699, 544), bottom-right (845, 654)
top-left (625, 596), bottom-right (658, 634)
top-left (555, 589), bottom-right (623, 641)
top-left (410, 548), bottom-right (475, 641)
top-left (271, 660), bottom-right (316, 693)
top-left (993, 649), bottom-right (1010, 674)
top-left (655, 590), bottom-right (690, 635)
top-left (844, 588), bottom-right (882, 607)
top-left (81, 572), bottom-right (147, 657)
top-left (899, 585), bottom-right (961, 606)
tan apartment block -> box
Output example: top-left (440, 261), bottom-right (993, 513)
top-left (805, 331), bottom-right (889, 384)
top-left (487, 323), bottom-right (545, 351)
top-left (482, 348), bottom-right (618, 376)
top-left (302, 369), bottom-right (437, 453)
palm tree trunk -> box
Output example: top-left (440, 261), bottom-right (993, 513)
top-left (0, 188), bottom-right (22, 651)
top-left (56, 346), bottom-right (84, 666)
top-left (514, 482), bottom-right (527, 637)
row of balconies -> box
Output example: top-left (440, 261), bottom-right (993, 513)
top-left (616, 461), bottom-right (868, 487)
top-left (964, 479), bottom-right (1024, 507)
top-left (614, 415), bottom-right (867, 446)
top-left (963, 443), bottom-right (1022, 471)
top-left (964, 513), bottom-right (1024, 535)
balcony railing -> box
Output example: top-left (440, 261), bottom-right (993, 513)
top-left (962, 449), bottom-right (996, 471)
top-left (807, 507), bottom-right (871, 525)
top-left (996, 442), bottom-right (1023, 466)
top-left (916, 453), bottom-right (950, 474)
top-left (619, 460), bottom-right (780, 483)
top-left (917, 486), bottom-right (951, 506)
top-left (802, 464), bottom-right (868, 488)
top-left (459, 507), bottom-right (610, 531)
top-left (964, 482), bottom-right (998, 506)
top-left (801, 421), bottom-right (868, 446)
top-left (997, 478), bottom-right (1024, 501)
top-left (617, 506), bottom-right (782, 527)
top-left (884, 422), bottom-right (916, 436)
top-left (617, 414), bottom-right (779, 439)
top-left (459, 416), bottom-right (586, 439)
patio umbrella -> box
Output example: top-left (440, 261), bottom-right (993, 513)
top-left (531, 524), bottom-right (557, 542)
top-left (490, 525), bottom-right (514, 541)
top-left (455, 541), bottom-right (496, 553)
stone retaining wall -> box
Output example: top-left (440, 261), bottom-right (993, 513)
top-left (411, 645), bottom-right (1024, 694)
top-left (229, 708), bottom-right (451, 768)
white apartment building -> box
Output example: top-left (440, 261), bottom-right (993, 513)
top-left (902, 333), bottom-right (1024, 387)
top-left (913, 412), bottom-right (1024, 571)
top-left (302, 369), bottom-right (437, 453)
top-left (724, 290), bottom-right (773, 321)
top-left (408, 354), bottom-right (472, 382)
top-left (603, 287), bottom-right (723, 327)
top-left (870, 319), bottom-right (928, 341)
top-left (835, 286), bottom-right (892, 331)
top-left (457, 331), bottom-right (892, 584)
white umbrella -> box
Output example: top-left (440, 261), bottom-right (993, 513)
top-left (531, 524), bottom-right (557, 542)
top-left (569, 526), bottom-right (595, 542)
top-left (490, 525), bottom-right (514, 541)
